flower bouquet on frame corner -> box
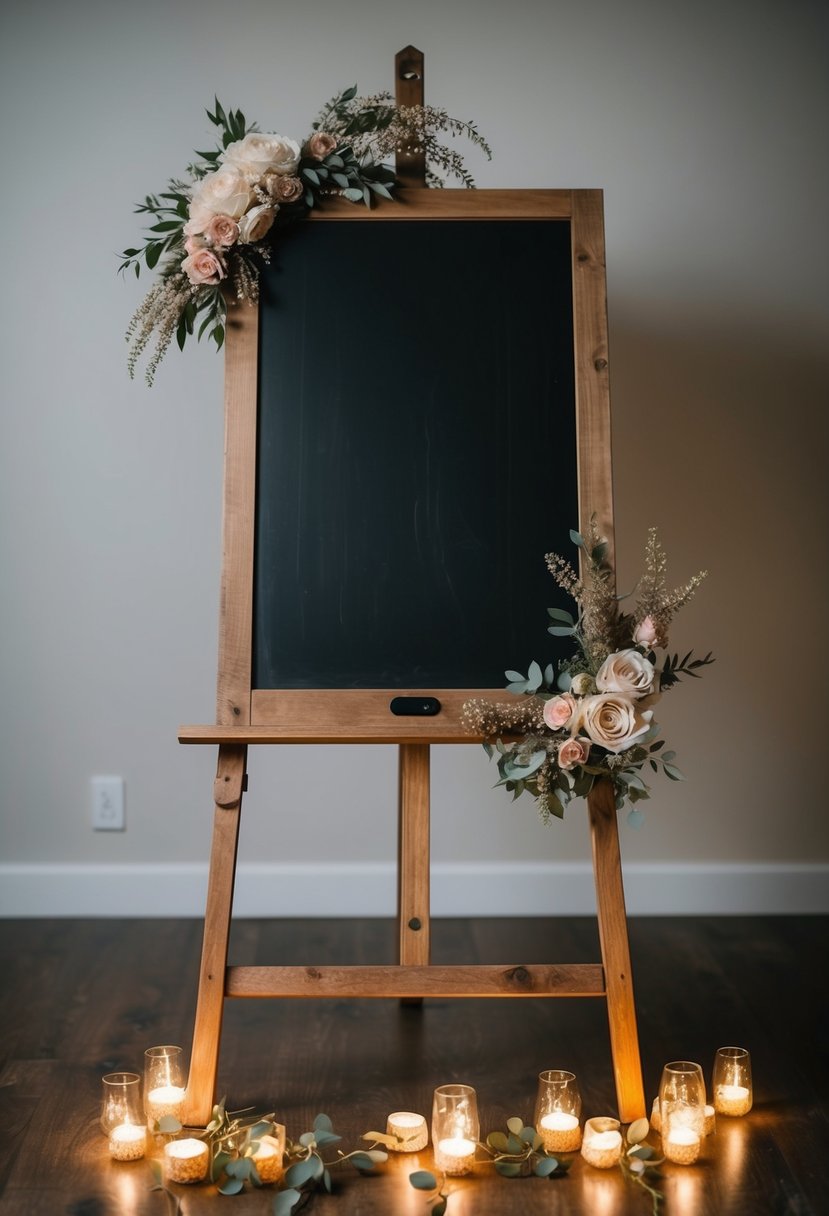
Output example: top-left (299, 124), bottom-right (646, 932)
top-left (120, 89), bottom-right (491, 385)
top-left (461, 518), bottom-right (714, 825)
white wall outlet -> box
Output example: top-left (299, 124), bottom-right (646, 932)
top-left (91, 776), bottom-right (125, 831)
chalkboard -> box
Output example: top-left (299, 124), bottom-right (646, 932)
top-left (209, 189), bottom-right (613, 737)
top-left (253, 217), bottom-right (578, 690)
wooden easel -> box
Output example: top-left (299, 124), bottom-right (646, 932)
top-left (179, 48), bottom-right (645, 1128)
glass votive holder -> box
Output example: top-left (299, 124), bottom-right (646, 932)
top-left (713, 1047), bottom-right (753, 1116)
top-left (386, 1111), bottom-right (428, 1152)
top-left (534, 1069), bottom-right (582, 1152)
top-left (163, 1137), bottom-right (209, 1184)
top-left (252, 1125), bottom-right (286, 1184)
top-left (101, 1072), bottom-right (146, 1161)
top-left (144, 1045), bottom-right (186, 1125)
top-left (580, 1116), bottom-right (622, 1168)
top-left (653, 1094), bottom-right (715, 1137)
top-left (432, 1084), bottom-right (479, 1175)
top-left (659, 1061), bottom-right (705, 1164)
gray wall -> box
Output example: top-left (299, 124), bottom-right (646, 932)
top-left (1, 0), bottom-right (827, 913)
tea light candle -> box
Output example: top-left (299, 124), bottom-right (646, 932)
top-left (538, 1111), bottom-right (582, 1152)
top-left (714, 1084), bottom-right (752, 1117)
top-left (252, 1136), bottom-right (284, 1184)
top-left (434, 1136), bottom-right (477, 1175)
top-left (386, 1111), bottom-right (428, 1152)
top-left (163, 1138), bottom-right (209, 1184)
top-left (146, 1084), bottom-right (186, 1124)
top-left (580, 1118), bottom-right (623, 1169)
top-left (664, 1125), bottom-right (701, 1165)
top-left (108, 1123), bottom-right (146, 1161)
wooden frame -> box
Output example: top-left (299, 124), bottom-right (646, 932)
top-left (180, 186), bottom-right (645, 1127)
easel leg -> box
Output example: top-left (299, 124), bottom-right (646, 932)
top-left (588, 778), bottom-right (646, 1123)
top-left (397, 744), bottom-right (431, 1001)
top-left (183, 744), bottom-right (247, 1126)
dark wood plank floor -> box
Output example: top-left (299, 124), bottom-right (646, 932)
top-left (0, 916), bottom-right (826, 1215)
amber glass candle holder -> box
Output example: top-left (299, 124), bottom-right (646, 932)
top-left (713, 1046), bottom-right (753, 1116)
top-left (534, 1069), bottom-right (582, 1152)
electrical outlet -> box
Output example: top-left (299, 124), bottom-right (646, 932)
top-left (91, 776), bottom-right (125, 830)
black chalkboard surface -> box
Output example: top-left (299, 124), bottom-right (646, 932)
top-left (253, 217), bottom-right (578, 691)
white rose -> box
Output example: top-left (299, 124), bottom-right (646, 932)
top-left (580, 694), bottom-right (653, 754)
top-left (222, 132), bottom-right (301, 178)
top-left (596, 649), bottom-right (655, 698)
top-left (190, 166), bottom-right (252, 220)
top-left (237, 203), bottom-right (276, 244)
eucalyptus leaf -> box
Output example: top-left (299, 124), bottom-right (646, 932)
top-left (627, 808), bottom-right (645, 829)
top-left (314, 1130), bottom-right (342, 1148)
top-left (433, 1200), bottom-right (447, 1216)
top-left (533, 1156), bottom-right (560, 1177)
top-left (349, 1152), bottom-right (377, 1172)
top-left (274, 1190), bottom-right (302, 1216)
top-left (157, 1115), bottom-right (182, 1134)
top-left (218, 1177), bottom-right (245, 1195)
top-left (505, 670), bottom-right (525, 682)
top-left (409, 1169), bottom-right (437, 1190)
top-left (299, 1131), bottom-right (316, 1147)
top-left (548, 625), bottom-right (575, 637)
top-left (323, 1167), bottom-right (332, 1194)
top-left (547, 607), bottom-right (575, 624)
top-left (526, 660), bottom-right (543, 691)
top-left (506, 1134), bottom-right (524, 1155)
top-left (487, 1131), bottom-right (509, 1151)
top-left (495, 1160), bottom-right (522, 1177)
top-left (506, 1116), bottom-right (524, 1136)
top-left (285, 1157), bottom-right (319, 1188)
top-left (662, 762), bottom-right (686, 781)
top-left (569, 529), bottom-right (584, 547)
top-left (627, 1117), bottom-right (650, 1144)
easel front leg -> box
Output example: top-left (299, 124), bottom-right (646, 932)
top-left (183, 744), bottom-right (247, 1126)
top-left (588, 778), bottom-right (646, 1123)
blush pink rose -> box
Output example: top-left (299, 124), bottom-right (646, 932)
top-left (183, 234), bottom-right (206, 255)
top-left (543, 693), bottom-right (577, 730)
top-left (181, 248), bottom-right (226, 286)
top-left (558, 737), bottom-right (590, 770)
top-left (267, 173), bottom-right (304, 203)
top-left (306, 131), bottom-right (338, 160)
top-left (634, 615), bottom-right (659, 649)
top-left (204, 214), bottom-right (239, 248)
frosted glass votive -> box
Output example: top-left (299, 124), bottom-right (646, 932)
top-left (386, 1111), bottom-right (428, 1152)
top-left (580, 1117), bottom-right (623, 1168)
top-left (163, 1138), bottom-right (209, 1184)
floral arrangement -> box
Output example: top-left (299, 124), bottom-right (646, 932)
top-left (462, 519), bottom-right (713, 825)
top-left (121, 89), bottom-right (491, 385)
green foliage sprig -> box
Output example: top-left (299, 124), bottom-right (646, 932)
top-left (276, 1114), bottom-right (388, 1215)
top-left (482, 1115), bottom-right (573, 1179)
top-left (622, 1118), bottom-right (665, 1215)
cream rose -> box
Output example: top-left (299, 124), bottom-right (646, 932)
top-left (204, 214), bottom-right (239, 247)
top-left (558, 737), bottom-right (590, 770)
top-left (543, 693), bottom-right (577, 731)
top-left (580, 694), bottom-right (653, 754)
top-left (222, 132), bottom-right (301, 177)
top-left (266, 173), bottom-right (304, 203)
top-left (306, 131), bottom-right (338, 160)
top-left (181, 248), bottom-right (226, 286)
top-left (183, 234), bottom-right (206, 254)
top-left (596, 649), bottom-right (655, 698)
top-left (190, 166), bottom-right (252, 220)
top-left (237, 204), bottom-right (276, 244)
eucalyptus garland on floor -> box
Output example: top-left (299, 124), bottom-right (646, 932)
top-left (121, 87), bottom-right (491, 385)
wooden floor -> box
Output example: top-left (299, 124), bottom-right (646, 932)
top-left (0, 916), bottom-right (826, 1215)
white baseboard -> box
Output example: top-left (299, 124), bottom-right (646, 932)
top-left (0, 861), bottom-right (826, 917)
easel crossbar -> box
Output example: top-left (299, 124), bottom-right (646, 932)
top-left (226, 963), bottom-right (605, 999)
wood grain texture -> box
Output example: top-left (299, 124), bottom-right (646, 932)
top-left (394, 46), bottom-right (426, 187)
top-left (183, 744), bottom-right (247, 1126)
top-left (216, 296), bottom-right (258, 726)
top-left (1, 916), bottom-right (827, 1215)
top-left (397, 744), bottom-right (431, 966)
top-left (225, 963), bottom-right (605, 998)
top-left (589, 779), bottom-right (645, 1122)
